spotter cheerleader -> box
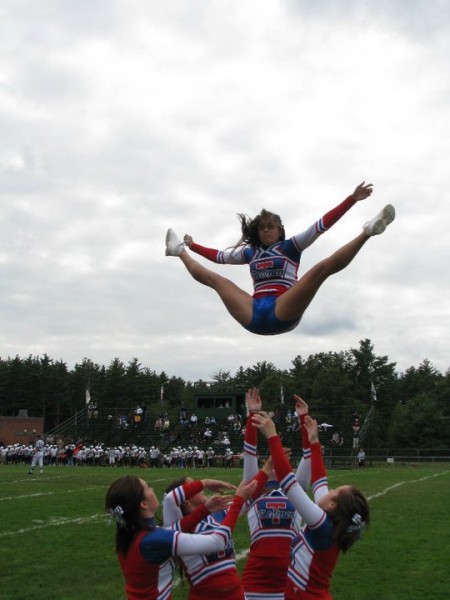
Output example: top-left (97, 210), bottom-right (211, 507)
top-left (252, 409), bottom-right (370, 600)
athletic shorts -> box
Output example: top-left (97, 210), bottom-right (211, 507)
top-left (244, 296), bottom-right (300, 336)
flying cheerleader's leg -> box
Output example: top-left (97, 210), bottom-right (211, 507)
top-left (166, 229), bottom-right (253, 327)
top-left (275, 204), bottom-right (396, 323)
top-left (165, 228), bottom-right (185, 256)
top-left (363, 204), bottom-right (395, 236)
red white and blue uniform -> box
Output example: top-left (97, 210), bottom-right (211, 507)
top-left (242, 411), bottom-right (311, 600)
top-left (267, 433), bottom-right (339, 600)
top-left (118, 498), bottom-right (243, 600)
top-left (189, 195), bottom-right (358, 334)
top-left (163, 478), bottom-right (267, 600)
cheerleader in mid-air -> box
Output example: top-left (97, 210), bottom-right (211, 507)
top-left (165, 182), bottom-right (395, 335)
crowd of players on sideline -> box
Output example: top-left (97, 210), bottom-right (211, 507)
top-left (1, 407), bottom-right (363, 470)
top-left (0, 440), bottom-right (240, 468)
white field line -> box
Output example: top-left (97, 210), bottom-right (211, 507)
top-left (0, 486), bottom-right (99, 501)
top-left (366, 470), bottom-right (449, 501)
top-left (0, 476), bottom-right (171, 501)
top-left (2, 470), bottom-right (448, 542)
top-left (0, 514), bottom-right (105, 538)
top-left (4, 474), bottom-right (172, 485)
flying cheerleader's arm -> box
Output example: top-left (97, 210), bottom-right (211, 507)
top-left (292, 183), bottom-right (372, 251)
top-left (320, 182), bottom-right (373, 229)
top-left (188, 241), bottom-right (220, 262)
top-left (184, 234), bottom-right (246, 265)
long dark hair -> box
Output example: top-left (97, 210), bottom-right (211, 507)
top-left (105, 475), bottom-right (150, 556)
top-left (235, 209), bottom-right (285, 248)
top-left (329, 486), bottom-right (370, 553)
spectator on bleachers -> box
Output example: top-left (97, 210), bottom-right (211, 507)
top-left (352, 416), bottom-right (361, 449)
top-left (87, 401), bottom-right (98, 419)
top-left (285, 410), bottom-right (292, 426)
top-left (179, 402), bottom-right (187, 421)
top-left (118, 414), bottom-right (129, 429)
top-left (331, 431), bottom-right (341, 446)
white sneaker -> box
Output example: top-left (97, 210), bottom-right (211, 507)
top-left (165, 228), bottom-right (184, 256)
top-left (364, 204), bottom-right (395, 236)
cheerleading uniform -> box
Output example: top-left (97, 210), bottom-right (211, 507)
top-left (118, 494), bottom-right (244, 600)
top-left (267, 434), bottom-right (339, 600)
top-left (163, 477), bottom-right (267, 600)
top-left (189, 195), bottom-right (357, 335)
top-left (241, 411), bottom-right (311, 600)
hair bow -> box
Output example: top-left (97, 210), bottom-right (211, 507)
top-left (346, 512), bottom-right (366, 537)
top-left (109, 505), bottom-right (126, 528)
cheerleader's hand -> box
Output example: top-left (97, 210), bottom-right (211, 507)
top-left (235, 478), bottom-right (258, 501)
top-left (352, 181), bottom-right (373, 201)
top-left (252, 411), bottom-right (277, 439)
top-left (205, 495), bottom-right (233, 513)
top-left (294, 395), bottom-right (308, 418)
top-left (246, 387), bottom-right (262, 412)
top-left (201, 479), bottom-right (236, 493)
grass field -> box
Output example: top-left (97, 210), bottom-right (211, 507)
top-left (1, 463), bottom-right (449, 600)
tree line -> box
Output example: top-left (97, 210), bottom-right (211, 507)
top-left (0, 339), bottom-right (448, 449)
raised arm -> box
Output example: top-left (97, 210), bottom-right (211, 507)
top-left (243, 387), bottom-right (261, 481)
top-left (293, 395), bottom-right (311, 491)
top-left (163, 478), bottom-right (236, 526)
top-left (252, 411), bottom-right (326, 529)
top-left (173, 478), bottom-right (257, 557)
top-left (292, 182), bottom-right (373, 251)
top-left (176, 495), bottom-right (234, 532)
top-left (303, 415), bottom-right (329, 503)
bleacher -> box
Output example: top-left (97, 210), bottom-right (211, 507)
top-left (44, 402), bottom-right (366, 470)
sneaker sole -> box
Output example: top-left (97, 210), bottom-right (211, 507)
top-left (371, 204), bottom-right (395, 235)
top-left (165, 228), bottom-right (175, 256)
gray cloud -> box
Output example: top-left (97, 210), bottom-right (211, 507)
top-left (1, 1), bottom-right (449, 380)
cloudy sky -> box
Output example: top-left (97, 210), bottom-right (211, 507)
top-left (1, 0), bottom-right (449, 381)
